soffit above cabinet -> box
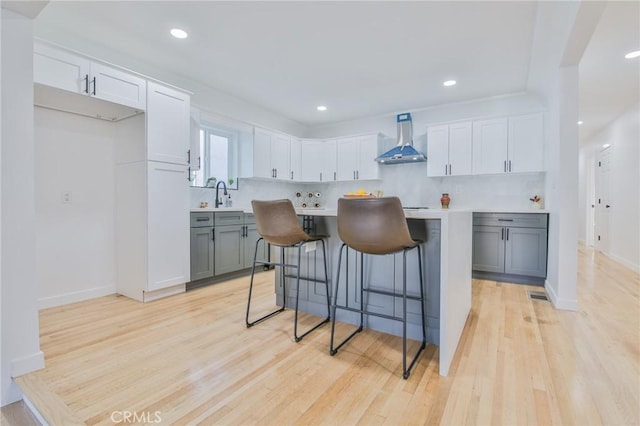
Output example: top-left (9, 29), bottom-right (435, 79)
top-left (34, 83), bottom-right (143, 122)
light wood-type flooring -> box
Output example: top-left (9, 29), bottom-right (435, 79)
top-left (7, 245), bottom-right (640, 425)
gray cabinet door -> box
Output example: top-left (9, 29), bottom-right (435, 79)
top-left (243, 224), bottom-right (267, 269)
top-left (505, 227), bottom-right (547, 277)
top-left (472, 226), bottom-right (505, 273)
top-left (214, 225), bottom-right (243, 275)
top-left (190, 227), bottom-right (214, 281)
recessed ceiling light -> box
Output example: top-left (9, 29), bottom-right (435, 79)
top-left (624, 50), bottom-right (640, 59)
top-left (443, 80), bottom-right (457, 87)
top-left (317, 105), bottom-right (327, 111)
top-left (577, 120), bottom-right (583, 125)
top-left (602, 143), bottom-right (611, 148)
top-left (170, 28), bottom-right (188, 39)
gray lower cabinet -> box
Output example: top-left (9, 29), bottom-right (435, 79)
top-left (214, 224), bottom-right (244, 275)
top-left (472, 213), bottom-right (548, 283)
top-left (214, 211), bottom-right (266, 276)
top-left (190, 211), bottom-right (267, 285)
top-left (190, 212), bottom-right (214, 281)
top-left (243, 222), bottom-right (267, 268)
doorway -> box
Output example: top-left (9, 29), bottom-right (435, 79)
top-left (594, 146), bottom-right (612, 253)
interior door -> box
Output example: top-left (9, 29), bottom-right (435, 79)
top-left (595, 147), bottom-right (611, 253)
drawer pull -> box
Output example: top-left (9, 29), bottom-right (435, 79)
top-left (498, 219), bottom-right (514, 222)
top-left (196, 217), bottom-right (210, 222)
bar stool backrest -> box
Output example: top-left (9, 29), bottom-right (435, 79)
top-left (337, 196), bottom-right (416, 255)
top-left (251, 199), bottom-right (310, 246)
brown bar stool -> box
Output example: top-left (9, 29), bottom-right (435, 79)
top-left (329, 196), bottom-right (426, 379)
top-left (246, 199), bottom-right (331, 342)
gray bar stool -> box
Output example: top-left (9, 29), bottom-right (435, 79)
top-left (246, 199), bottom-right (331, 342)
top-left (329, 196), bottom-right (426, 379)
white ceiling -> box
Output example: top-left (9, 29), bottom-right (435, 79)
top-left (32, 1), bottom-right (639, 139)
top-left (578, 1), bottom-right (639, 143)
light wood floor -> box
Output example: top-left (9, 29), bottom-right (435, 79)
top-left (8, 245), bottom-right (640, 425)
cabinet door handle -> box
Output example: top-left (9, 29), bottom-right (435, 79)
top-left (198, 157), bottom-right (201, 169)
top-left (187, 166), bottom-right (191, 181)
top-left (506, 228), bottom-right (509, 240)
top-left (504, 160), bottom-right (507, 172)
top-left (84, 74), bottom-right (89, 94)
top-left (187, 149), bottom-right (191, 163)
top-left (356, 170), bottom-right (359, 180)
top-left (333, 171), bottom-right (336, 181)
top-left (449, 164), bottom-right (452, 175)
top-left (291, 171), bottom-right (293, 180)
top-left (501, 228), bottom-right (504, 240)
top-left (445, 164), bottom-right (448, 175)
top-left (212, 229), bottom-right (215, 241)
top-left (320, 172), bottom-right (322, 181)
top-left (91, 76), bottom-right (96, 95)
top-left (353, 171), bottom-right (356, 180)
top-left (508, 160), bottom-right (512, 172)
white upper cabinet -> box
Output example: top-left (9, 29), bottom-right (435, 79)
top-left (253, 127), bottom-right (291, 180)
top-left (472, 114), bottom-right (544, 174)
top-left (472, 118), bottom-right (509, 174)
top-left (271, 133), bottom-right (291, 180)
top-left (336, 134), bottom-right (380, 181)
top-left (427, 125), bottom-right (450, 177)
top-left (300, 139), bottom-right (337, 182)
top-left (290, 136), bottom-right (301, 181)
top-left (189, 107), bottom-right (201, 172)
top-left (427, 122), bottom-right (473, 177)
top-left (89, 62), bottom-right (146, 111)
top-left (34, 43), bottom-right (89, 94)
top-left (147, 81), bottom-right (191, 165)
top-left (336, 137), bottom-right (359, 180)
top-left (508, 113), bottom-right (544, 173)
top-left (34, 42), bottom-right (146, 111)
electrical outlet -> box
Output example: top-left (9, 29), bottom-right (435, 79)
top-left (61, 191), bottom-right (72, 204)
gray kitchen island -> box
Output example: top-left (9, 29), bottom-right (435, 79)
top-left (273, 208), bottom-right (473, 376)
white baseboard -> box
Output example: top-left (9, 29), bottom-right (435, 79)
top-left (608, 253), bottom-right (640, 273)
top-left (545, 280), bottom-right (578, 311)
top-left (38, 284), bottom-right (116, 309)
top-left (11, 351), bottom-right (45, 377)
top-left (24, 396), bottom-right (49, 426)
top-left (143, 284), bottom-right (185, 302)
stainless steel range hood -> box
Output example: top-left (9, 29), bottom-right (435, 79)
top-left (375, 112), bottom-right (426, 164)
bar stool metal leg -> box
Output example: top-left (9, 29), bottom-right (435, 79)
top-left (401, 245), bottom-right (427, 379)
top-left (293, 239), bottom-right (331, 342)
top-left (246, 237), bottom-right (285, 327)
top-left (330, 244), bottom-right (364, 355)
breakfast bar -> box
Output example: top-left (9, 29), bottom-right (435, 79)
top-left (275, 208), bottom-right (473, 376)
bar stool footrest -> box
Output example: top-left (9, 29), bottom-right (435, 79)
top-left (294, 316), bottom-right (330, 342)
top-left (246, 306), bottom-right (286, 328)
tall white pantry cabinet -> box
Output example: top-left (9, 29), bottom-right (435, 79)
top-left (116, 82), bottom-right (191, 302)
top-left (34, 41), bottom-right (192, 302)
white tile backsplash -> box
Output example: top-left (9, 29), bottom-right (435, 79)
top-left (191, 170), bottom-right (546, 211)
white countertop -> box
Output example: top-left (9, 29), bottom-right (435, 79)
top-left (191, 207), bottom-right (549, 216)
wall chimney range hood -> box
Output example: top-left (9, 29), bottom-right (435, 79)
top-left (375, 112), bottom-right (426, 164)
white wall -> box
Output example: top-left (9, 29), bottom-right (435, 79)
top-left (1, 9), bottom-right (43, 406)
top-left (579, 103), bottom-right (640, 271)
top-left (34, 107), bottom-right (118, 308)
